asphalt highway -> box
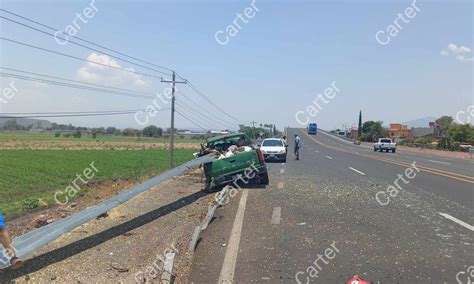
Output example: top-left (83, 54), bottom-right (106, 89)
top-left (189, 128), bottom-right (473, 283)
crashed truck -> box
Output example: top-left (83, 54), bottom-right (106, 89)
top-left (197, 133), bottom-right (269, 191)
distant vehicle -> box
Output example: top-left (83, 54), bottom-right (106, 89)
top-left (307, 123), bottom-right (317, 135)
top-left (260, 138), bottom-right (287, 162)
top-left (200, 133), bottom-right (269, 191)
top-left (374, 138), bottom-right (397, 153)
top-left (337, 131), bottom-right (346, 136)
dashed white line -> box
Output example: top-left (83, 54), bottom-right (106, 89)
top-left (348, 167), bottom-right (366, 176)
top-left (428, 159), bottom-right (451, 165)
top-left (315, 150), bottom-right (319, 153)
top-left (271, 207), bottom-right (281, 225)
top-left (325, 156), bottom-right (333, 160)
top-left (438, 212), bottom-right (474, 231)
top-left (280, 169), bottom-right (285, 174)
top-left (218, 190), bottom-right (249, 282)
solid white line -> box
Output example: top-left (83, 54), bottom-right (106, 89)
top-left (348, 167), bottom-right (366, 176)
top-left (280, 169), bottom-right (285, 174)
top-left (218, 190), bottom-right (249, 283)
top-left (271, 207), bottom-right (281, 225)
top-left (438, 212), bottom-right (474, 231)
top-left (278, 182), bottom-right (284, 189)
top-left (325, 156), bottom-right (333, 160)
top-left (428, 159), bottom-right (451, 165)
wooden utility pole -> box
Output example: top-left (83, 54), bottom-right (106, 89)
top-left (161, 71), bottom-right (187, 168)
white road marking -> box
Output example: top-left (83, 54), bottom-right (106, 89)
top-left (271, 207), bottom-right (281, 225)
top-left (278, 182), bottom-right (284, 189)
top-left (315, 150), bottom-right (319, 153)
top-left (428, 159), bottom-right (451, 165)
top-left (280, 169), bottom-right (285, 174)
top-left (297, 222), bottom-right (306, 226)
top-left (348, 167), bottom-right (366, 176)
top-left (438, 212), bottom-right (474, 231)
top-left (325, 156), bottom-right (333, 160)
top-left (281, 162), bottom-right (285, 165)
top-left (218, 190), bottom-right (249, 283)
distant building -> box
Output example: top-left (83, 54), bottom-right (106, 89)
top-left (388, 123), bottom-right (410, 140)
top-left (350, 128), bottom-right (359, 139)
top-left (206, 130), bottom-right (231, 138)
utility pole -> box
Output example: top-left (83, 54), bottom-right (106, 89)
top-left (250, 120), bottom-right (257, 139)
top-left (161, 71), bottom-right (187, 168)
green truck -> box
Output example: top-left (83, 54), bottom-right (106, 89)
top-left (200, 133), bottom-right (269, 191)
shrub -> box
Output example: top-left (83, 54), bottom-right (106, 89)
top-left (54, 132), bottom-right (61, 137)
top-left (22, 198), bottom-right (40, 210)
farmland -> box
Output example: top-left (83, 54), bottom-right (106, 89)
top-left (0, 149), bottom-right (196, 217)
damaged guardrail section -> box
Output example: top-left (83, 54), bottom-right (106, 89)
top-left (0, 154), bottom-right (215, 269)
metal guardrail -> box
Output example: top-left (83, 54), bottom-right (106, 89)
top-left (0, 154), bottom-right (215, 269)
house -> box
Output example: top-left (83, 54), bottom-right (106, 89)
top-left (350, 128), bottom-right (359, 139)
top-left (388, 123), bottom-right (410, 140)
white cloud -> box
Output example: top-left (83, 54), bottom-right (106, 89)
top-left (441, 43), bottom-right (473, 62)
top-left (76, 53), bottom-right (149, 87)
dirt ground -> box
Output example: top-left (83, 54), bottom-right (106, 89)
top-left (0, 168), bottom-right (215, 283)
top-left (0, 141), bottom-right (200, 150)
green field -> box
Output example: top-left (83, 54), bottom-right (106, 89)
top-left (0, 131), bottom-right (203, 144)
top-left (0, 149), bottom-right (196, 217)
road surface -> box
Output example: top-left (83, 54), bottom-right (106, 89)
top-left (189, 128), bottom-right (473, 283)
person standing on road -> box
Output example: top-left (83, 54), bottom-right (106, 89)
top-left (294, 134), bottom-right (301, 160)
top-left (0, 213), bottom-right (23, 269)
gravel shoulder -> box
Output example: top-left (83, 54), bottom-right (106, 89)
top-left (0, 169), bottom-right (212, 283)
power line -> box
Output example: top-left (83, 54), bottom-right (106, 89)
top-left (176, 101), bottom-right (229, 130)
top-left (0, 72), bottom-right (157, 100)
top-left (1, 109), bottom-right (167, 115)
top-left (175, 110), bottom-right (206, 132)
top-left (0, 8), bottom-right (175, 74)
top-left (0, 66), bottom-right (159, 98)
top-left (0, 37), bottom-right (164, 81)
top-left (0, 15), bottom-right (172, 77)
top-left (0, 109), bottom-right (169, 118)
top-left (179, 78), bottom-right (246, 124)
top-left (176, 100), bottom-right (234, 130)
top-left (177, 89), bottom-right (237, 127)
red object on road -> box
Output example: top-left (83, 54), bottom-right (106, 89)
top-left (346, 275), bottom-right (373, 284)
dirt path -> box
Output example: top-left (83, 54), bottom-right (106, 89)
top-left (0, 141), bottom-right (200, 150)
top-left (0, 169), bottom-right (213, 283)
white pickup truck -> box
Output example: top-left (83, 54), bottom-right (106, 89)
top-left (374, 138), bottom-right (397, 153)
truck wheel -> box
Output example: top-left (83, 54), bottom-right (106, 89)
top-left (260, 171), bottom-right (270, 185)
top-left (392, 149), bottom-right (396, 153)
top-left (374, 147), bottom-right (377, 152)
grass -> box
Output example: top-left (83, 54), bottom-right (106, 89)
top-left (0, 149), bottom-right (196, 218)
top-left (0, 131), bottom-right (203, 144)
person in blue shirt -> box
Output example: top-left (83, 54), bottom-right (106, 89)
top-left (0, 213), bottom-right (23, 269)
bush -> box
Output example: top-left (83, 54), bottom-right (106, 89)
top-left (22, 198), bottom-right (40, 210)
top-left (63, 133), bottom-right (71, 138)
top-left (415, 137), bottom-right (432, 145)
top-left (54, 132), bottom-right (61, 137)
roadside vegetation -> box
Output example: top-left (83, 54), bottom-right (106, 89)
top-left (0, 149), bottom-right (196, 218)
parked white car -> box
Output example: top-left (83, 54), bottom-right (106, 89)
top-left (374, 138), bottom-right (397, 153)
top-left (260, 138), bottom-right (287, 162)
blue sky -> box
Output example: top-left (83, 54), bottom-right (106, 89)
top-left (0, 0), bottom-right (472, 131)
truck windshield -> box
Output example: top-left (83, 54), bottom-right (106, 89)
top-left (380, 139), bottom-right (392, 143)
top-left (262, 140), bottom-right (284, 147)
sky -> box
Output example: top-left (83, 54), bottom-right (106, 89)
top-left (0, 0), bottom-right (472, 131)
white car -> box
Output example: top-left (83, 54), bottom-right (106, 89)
top-left (374, 138), bottom-right (397, 153)
top-left (260, 138), bottom-right (288, 162)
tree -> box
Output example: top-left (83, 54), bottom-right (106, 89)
top-left (106, 127), bottom-right (117, 135)
top-left (360, 121), bottom-right (387, 142)
top-left (142, 125), bottom-right (163, 137)
top-left (447, 124), bottom-right (474, 143)
top-left (72, 130), bottom-right (82, 138)
top-left (92, 128), bottom-right (98, 139)
top-left (358, 111), bottom-right (362, 136)
top-left (435, 116), bottom-right (453, 137)
top-left (122, 128), bottom-right (137, 136)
